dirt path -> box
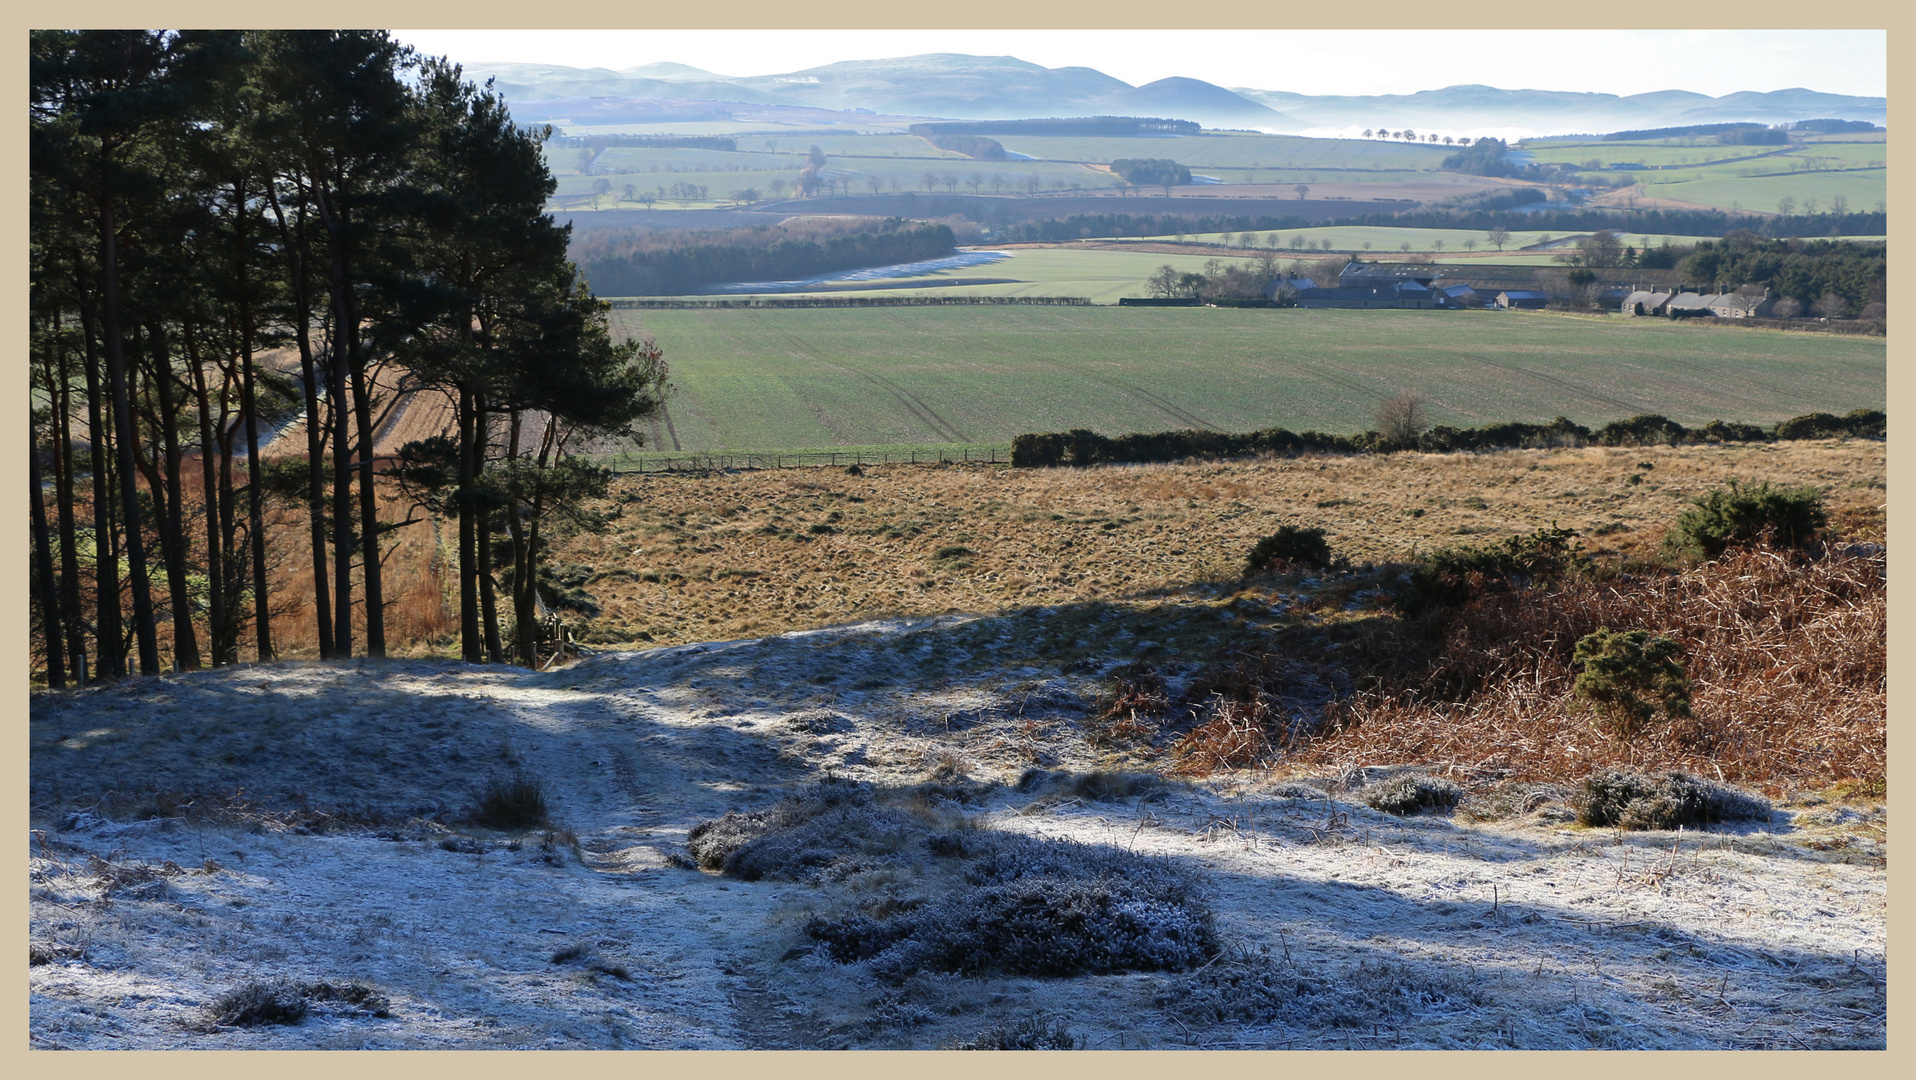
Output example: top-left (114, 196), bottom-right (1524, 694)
top-left (30, 625), bottom-right (1886, 1049)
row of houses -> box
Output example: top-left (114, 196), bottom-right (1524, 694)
top-left (1272, 263), bottom-right (1546, 309)
top-left (1267, 261), bottom-right (1764, 316)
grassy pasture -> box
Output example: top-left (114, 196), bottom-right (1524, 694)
top-left (605, 305), bottom-right (1884, 454)
top-left (1192, 168), bottom-right (1466, 185)
top-left (553, 158), bottom-right (1117, 206)
top-left (1638, 168), bottom-right (1887, 215)
top-left (993, 133), bottom-right (1452, 169)
top-left (1523, 134), bottom-right (1890, 213)
top-left (1522, 140), bottom-right (1772, 168)
top-left (1122, 226), bottom-right (1725, 253)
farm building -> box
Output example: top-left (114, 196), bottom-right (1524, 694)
top-left (1293, 281), bottom-right (1439, 309)
top-left (1496, 290), bottom-right (1548, 309)
top-left (1665, 292), bottom-right (1714, 314)
top-left (1652, 291), bottom-right (1776, 318)
top-left (1261, 274), bottom-right (1318, 299)
top-left (1623, 290), bottom-right (1673, 316)
top-left (1339, 263), bottom-right (1440, 288)
top-left (1708, 291), bottom-right (1774, 318)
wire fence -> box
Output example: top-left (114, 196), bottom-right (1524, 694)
top-left (608, 444), bottom-right (1014, 474)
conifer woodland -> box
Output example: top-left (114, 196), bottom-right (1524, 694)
top-left (29, 30), bottom-right (668, 682)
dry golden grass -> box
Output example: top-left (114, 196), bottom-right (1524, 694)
top-left (47, 439), bottom-right (1883, 684)
top-left (553, 438), bottom-right (1882, 650)
top-left (260, 491), bottom-right (453, 659)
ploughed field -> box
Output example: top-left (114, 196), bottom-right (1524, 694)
top-left (603, 306), bottom-right (1885, 456)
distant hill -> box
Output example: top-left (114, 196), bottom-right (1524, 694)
top-left (460, 55), bottom-right (1885, 137)
top-left (467, 52), bottom-right (1300, 130)
top-left (1228, 83), bottom-right (1886, 135)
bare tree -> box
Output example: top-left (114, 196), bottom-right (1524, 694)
top-left (1294, 184), bottom-right (1310, 200)
top-left (1374, 391), bottom-right (1430, 446)
top-left (1487, 226), bottom-right (1511, 251)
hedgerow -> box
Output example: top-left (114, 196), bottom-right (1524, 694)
top-left (1009, 409), bottom-right (1882, 468)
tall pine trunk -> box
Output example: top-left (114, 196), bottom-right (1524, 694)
top-left (146, 322), bottom-right (202, 670)
top-left (99, 198), bottom-right (161, 674)
top-left (505, 408), bottom-right (537, 668)
top-left (32, 413), bottom-right (68, 688)
top-left (234, 180), bottom-right (274, 661)
top-left (350, 353), bottom-right (386, 658)
top-left (457, 388), bottom-right (480, 661)
top-left (475, 401), bottom-right (501, 663)
top-left (215, 354), bottom-right (243, 664)
top-left (265, 183), bottom-right (334, 657)
top-left (51, 322), bottom-right (88, 683)
top-left (185, 321), bottom-right (232, 662)
top-left (77, 296), bottom-right (125, 679)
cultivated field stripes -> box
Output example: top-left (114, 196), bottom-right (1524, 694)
top-left (605, 306), bottom-right (1884, 455)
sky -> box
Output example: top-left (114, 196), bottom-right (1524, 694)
top-left (389, 29), bottom-right (1887, 99)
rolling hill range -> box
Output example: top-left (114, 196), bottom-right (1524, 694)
top-left (467, 54), bottom-right (1883, 136)
top-left (1230, 83), bottom-right (1886, 135)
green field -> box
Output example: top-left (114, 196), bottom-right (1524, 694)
top-left (990, 132), bottom-right (1452, 169)
top-left (553, 159), bottom-right (1116, 207)
top-left (605, 306), bottom-right (1884, 454)
top-left (1519, 135), bottom-right (1889, 213)
top-left (1639, 169), bottom-right (1887, 216)
top-left (1124, 226), bottom-right (1728, 253)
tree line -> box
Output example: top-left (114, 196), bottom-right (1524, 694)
top-left (908, 117), bottom-right (1199, 137)
top-left (1676, 235), bottom-right (1886, 317)
top-left (30, 30), bottom-right (667, 687)
top-left (920, 133), bottom-right (1007, 160)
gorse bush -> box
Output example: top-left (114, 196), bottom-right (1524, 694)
top-left (1572, 628), bottom-right (1692, 741)
top-left (1662, 479), bottom-right (1827, 561)
top-left (1245, 525), bottom-right (1335, 574)
top-left (1008, 409), bottom-right (1881, 469)
top-left (1594, 414), bottom-right (1687, 446)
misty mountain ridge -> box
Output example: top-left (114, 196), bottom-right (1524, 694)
top-left (467, 54), bottom-right (1884, 136)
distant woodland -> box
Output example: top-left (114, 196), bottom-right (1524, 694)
top-left (572, 220), bottom-right (957, 296)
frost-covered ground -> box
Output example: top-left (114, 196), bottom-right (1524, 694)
top-left (29, 618), bottom-right (1887, 1049)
